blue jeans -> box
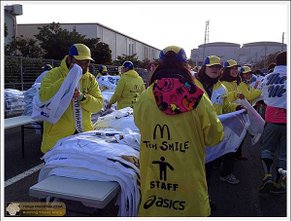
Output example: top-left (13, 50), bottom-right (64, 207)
top-left (260, 123), bottom-right (286, 169)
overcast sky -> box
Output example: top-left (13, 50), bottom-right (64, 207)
top-left (2, 1), bottom-right (290, 58)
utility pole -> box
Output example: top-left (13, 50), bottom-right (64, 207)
top-left (202, 20), bottom-right (210, 60)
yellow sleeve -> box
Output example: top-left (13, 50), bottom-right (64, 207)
top-left (238, 82), bottom-right (262, 103)
top-left (222, 92), bottom-right (238, 113)
top-left (197, 94), bottom-right (224, 147)
top-left (80, 75), bottom-right (103, 113)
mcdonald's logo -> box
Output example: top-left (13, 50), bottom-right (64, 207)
top-left (153, 124), bottom-right (170, 140)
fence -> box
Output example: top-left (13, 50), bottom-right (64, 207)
top-left (4, 56), bottom-right (149, 91)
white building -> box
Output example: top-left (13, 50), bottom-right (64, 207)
top-left (4, 4), bottom-right (23, 45)
top-left (17, 23), bottom-right (160, 61)
top-left (191, 41), bottom-right (287, 67)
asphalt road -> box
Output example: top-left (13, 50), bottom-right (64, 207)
top-left (3, 124), bottom-right (287, 218)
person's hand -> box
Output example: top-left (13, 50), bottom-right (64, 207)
top-left (236, 105), bottom-right (248, 114)
top-left (237, 93), bottom-right (245, 99)
top-left (254, 81), bottom-right (260, 89)
top-left (73, 89), bottom-right (85, 101)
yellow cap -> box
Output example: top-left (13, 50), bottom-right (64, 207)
top-left (223, 59), bottom-right (238, 68)
top-left (240, 66), bottom-right (252, 74)
top-left (204, 55), bottom-right (222, 67)
top-left (69, 43), bottom-right (94, 62)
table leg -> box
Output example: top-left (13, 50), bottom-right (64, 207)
top-left (21, 125), bottom-right (24, 158)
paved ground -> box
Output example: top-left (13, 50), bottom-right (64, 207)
top-left (3, 124), bottom-right (287, 218)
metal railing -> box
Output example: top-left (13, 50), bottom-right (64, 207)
top-left (4, 56), bottom-right (149, 90)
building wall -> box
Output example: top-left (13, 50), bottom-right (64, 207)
top-left (4, 12), bottom-right (15, 44)
top-left (240, 42), bottom-right (286, 65)
top-left (4, 5), bottom-right (23, 45)
top-left (191, 41), bottom-right (287, 66)
top-left (17, 23), bottom-right (161, 62)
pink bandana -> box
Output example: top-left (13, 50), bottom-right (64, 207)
top-left (153, 78), bottom-right (204, 115)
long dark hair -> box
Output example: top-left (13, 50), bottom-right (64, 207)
top-left (220, 67), bottom-right (241, 84)
top-left (195, 65), bottom-right (220, 86)
top-left (149, 60), bottom-right (193, 85)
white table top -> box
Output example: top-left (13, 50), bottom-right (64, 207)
top-left (29, 176), bottom-right (120, 209)
top-left (5, 115), bottom-right (39, 129)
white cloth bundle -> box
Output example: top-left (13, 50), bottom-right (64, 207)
top-left (235, 98), bottom-right (265, 144)
top-left (23, 83), bottom-right (40, 116)
top-left (94, 107), bottom-right (139, 132)
top-left (205, 110), bottom-right (250, 162)
top-left (32, 64), bottom-right (82, 124)
top-left (4, 88), bottom-right (25, 116)
top-left (98, 75), bottom-right (120, 91)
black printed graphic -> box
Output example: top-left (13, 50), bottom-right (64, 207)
top-left (152, 156), bottom-right (174, 181)
top-left (153, 124), bottom-right (171, 140)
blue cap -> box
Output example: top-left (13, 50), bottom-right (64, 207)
top-left (42, 64), bottom-right (53, 71)
top-left (122, 60), bottom-right (134, 69)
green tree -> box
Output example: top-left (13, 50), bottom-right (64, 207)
top-left (34, 22), bottom-right (112, 62)
top-left (34, 22), bottom-right (87, 59)
top-left (112, 53), bottom-right (140, 66)
top-left (5, 36), bottom-right (44, 57)
top-left (83, 38), bottom-right (112, 64)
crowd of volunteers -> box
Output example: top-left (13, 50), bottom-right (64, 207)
top-left (31, 43), bottom-right (286, 217)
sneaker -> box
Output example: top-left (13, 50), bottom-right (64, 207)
top-left (259, 174), bottom-right (273, 193)
top-left (220, 173), bottom-right (240, 184)
top-left (270, 182), bottom-right (286, 194)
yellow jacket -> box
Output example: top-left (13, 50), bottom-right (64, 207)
top-left (134, 84), bottom-right (224, 216)
top-left (109, 69), bottom-right (145, 109)
top-left (194, 79), bottom-right (238, 115)
top-left (39, 56), bottom-right (103, 153)
top-left (221, 80), bottom-right (238, 102)
top-left (237, 81), bottom-right (262, 104)
top-left (96, 72), bottom-right (102, 78)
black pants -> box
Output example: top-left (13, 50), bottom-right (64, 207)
top-left (205, 161), bottom-right (215, 190)
top-left (219, 152), bottom-right (235, 177)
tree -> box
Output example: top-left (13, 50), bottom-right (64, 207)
top-left (5, 23), bottom-right (8, 37)
top-left (112, 53), bottom-right (140, 66)
top-left (34, 22), bottom-right (87, 59)
top-left (138, 58), bottom-right (151, 69)
top-left (5, 36), bottom-right (44, 58)
top-left (83, 38), bottom-right (112, 64)
top-left (34, 22), bottom-right (112, 62)
top-left (187, 59), bottom-right (195, 68)
top-left (253, 51), bottom-right (279, 71)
